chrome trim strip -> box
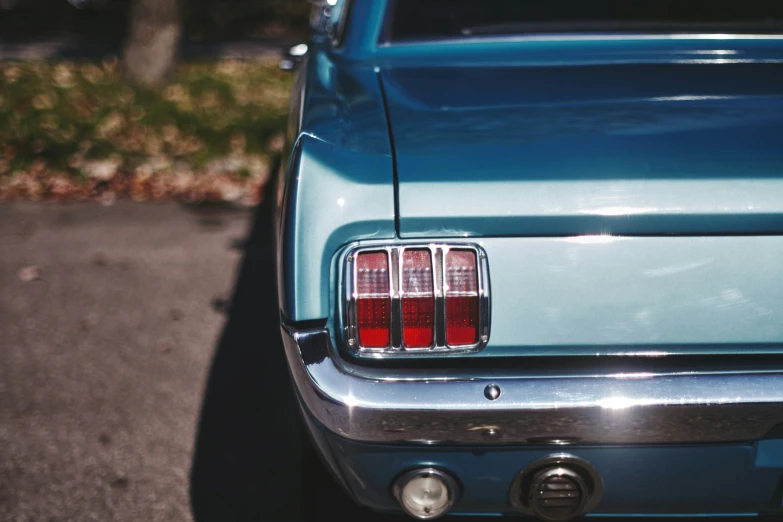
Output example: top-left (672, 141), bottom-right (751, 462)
top-left (509, 454), bottom-right (604, 516)
top-left (378, 34), bottom-right (783, 50)
top-left (390, 247), bottom-right (402, 350)
top-left (433, 248), bottom-right (445, 347)
top-left (343, 243), bottom-right (490, 358)
top-left (392, 467), bottom-right (461, 520)
top-left (282, 325), bottom-right (783, 445)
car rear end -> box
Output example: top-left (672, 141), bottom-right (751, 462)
top-left (280, 0), bottom-right (783, 519)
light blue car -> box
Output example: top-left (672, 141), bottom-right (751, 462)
top-left (276, 1), bottom-right (783, 519)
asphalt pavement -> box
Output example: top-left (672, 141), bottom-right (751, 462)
top-left (0, 201), bottom-right (248, 521)
top-left (0, 199), bottom-right (405, 522)
top-left (0, 200), bottom-right (737, 522)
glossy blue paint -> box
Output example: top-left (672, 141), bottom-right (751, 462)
top-left (278, 48), bottom-right (396, 321)
top-left (757, 440), bottom-right (783, 468)
top-left (373, 35), bottom-right (783, 66)
top-left (320, 426), bottom-right (783, 516)
top-left (330, 236), bottom-right (783, 357)
top-left (585, 515), bottom-right (756, 518)
top-left (281, 26), bottom-right (783, 321)
top-left (377, 41), bottom-right (783, 238)
top-left (281, 2), bottom-right (783, 518)
top-left (338, 0), bottom-right (389, 59)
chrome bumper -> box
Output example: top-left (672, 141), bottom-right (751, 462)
top-left (281, 325), bottom-right (783, 445)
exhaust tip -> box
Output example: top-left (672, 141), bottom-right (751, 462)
top-left (528, 466), bottom-right (588, 522)
top-left (510, 454), bottom-right (604, 522)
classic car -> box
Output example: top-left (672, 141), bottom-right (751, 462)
top-left (275, 0), bottom-right (783, 519)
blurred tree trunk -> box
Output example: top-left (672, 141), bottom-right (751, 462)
top-left (123, 0), bottom-right (182, 88)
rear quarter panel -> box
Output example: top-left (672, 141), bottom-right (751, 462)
top-left (277, 46), bottom-right (396, 322)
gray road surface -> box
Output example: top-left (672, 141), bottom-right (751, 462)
top-left (0, 202), bottom-right (247, 522)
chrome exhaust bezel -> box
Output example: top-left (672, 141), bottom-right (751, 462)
top-left (509, 453), bottom-right (604, 520)
top-left (392, 467), bottom-right (461, 520)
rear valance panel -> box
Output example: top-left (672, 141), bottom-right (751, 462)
top-left (479, 235), bottom-right (783, 357)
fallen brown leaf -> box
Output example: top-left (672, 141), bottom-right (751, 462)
top-left (18, 266), bottom-right (42, 282)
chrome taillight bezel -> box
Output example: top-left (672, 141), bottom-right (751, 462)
top-left (343, 243), bottom-right (490, 357)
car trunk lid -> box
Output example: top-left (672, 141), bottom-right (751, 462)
top-left (380, 58), bottom-right (783, 237)
top-left (378, 48), bottom-right (783, 357)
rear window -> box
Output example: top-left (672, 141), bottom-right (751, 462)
top-left (383, 0), bottom-right (783, 43)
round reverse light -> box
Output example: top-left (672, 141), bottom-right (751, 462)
top-left (394, 468), bottom-right (459, 520)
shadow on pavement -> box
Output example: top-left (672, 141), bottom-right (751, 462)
top-left (188, 177), bottom-right (300, 519)
top-left (188, 173), bottom-right (409, 521)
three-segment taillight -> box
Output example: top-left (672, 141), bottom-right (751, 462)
top-left (345, 245), bottom-right (489, 355)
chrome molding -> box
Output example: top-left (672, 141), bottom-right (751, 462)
top-left (509, 454), bottom-right (604, 517)
top-left (392, 467), bottom-right (461, 520)
top-left (282, 324), bottom-right (783, 446)
top-left (343, 243), bottom-right (490, 357)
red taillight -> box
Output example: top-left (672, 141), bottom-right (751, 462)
top-left (356, 251), bottom-right (391, 348)
top-left (401, 249), bottom-right (434, 348)
top-left (347, 244), bottom-right (488, 354)
top-left (445, 250), bottom-right (479, 346)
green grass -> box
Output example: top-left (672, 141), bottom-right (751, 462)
top-left (0, 58), bottom-right (293, 203)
